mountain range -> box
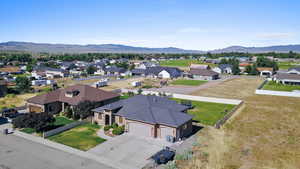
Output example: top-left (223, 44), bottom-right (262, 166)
top-left (1, 41), bottom-right (300, 54)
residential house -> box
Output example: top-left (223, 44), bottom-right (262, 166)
top-left (274, 73), bottom-right (300, 85)
top-left (136, 62), bottom-right (158, 69)
top-left (189, 68), bottom-right (219, 80)
top-left (131, 69), bottom-right (147, 76)
top-left (239, 62), bottom-right (252, 72)
top-left (92, 95), bottom-right (193, 141)
top-left (257, 67), bottom-right (274, 77)
top-left (27, 84), bottom-right (119, 114)
top-left (0, 66), bottom-right (22, 75)
top-left (146, 66), bottom-right (182, 79)
top-left (212, 64), bottom-right (233, 74)
top-left (31, 79), bottom-right (55, 86)
top-left (104, 66), bottom-right (129, 76)
top-left (287, 67), bottom-right (300, 74)
top-left (190, 64), bottom-right (210, 70)
top-left (60, 62), bottom-right (74, 70)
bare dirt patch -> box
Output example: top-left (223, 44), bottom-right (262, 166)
top-left (181, 77), bottom-right (300, 169)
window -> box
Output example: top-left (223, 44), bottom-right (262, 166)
top-left (183, 124), bottom-right (187, 130)
top-left (119, 117), bottom-right (123, 124)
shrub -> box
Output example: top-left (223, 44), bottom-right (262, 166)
top-left (112, 125), bottom-right (125, 135)
top-left (164, 161), bottom-right (177, 169)
top-left (104, 125), bottom-right (111, 131)
top-left (174, 150), bottom-right (193, 161)
top-left (111, 123), bottom-right (118, 129)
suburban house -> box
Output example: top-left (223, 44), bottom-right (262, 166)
top-left (146, 66), bottom-right (182, 79)
top-left (274, 73), bottom-right (300, 85)
top-left (257, 67), bottom-right (274, 77)
top-left (31, 79), bottom-right (55, 86)
top-left (131, 68), bottom-right (147, 76)
top-left (189, 68), bottom-right (219, 80)
top-left (190, 64), bottom-right (210, 70)
top-left (136, 62), bottom-right (158, 69)
top-left (92, 95), bottom-right (193, 141)
top-left (27, 84), bottom-right (119, 114)
top-left (60, 62), bottom-right (74, 70)
top-left (212, 64), bottom-right (233, 74)
top-left (287, 67), bottom-right (300, 74)
top-left (104, 66), bottom-right (127, 76)
top-left (239, 62), bottom-right (252, 72)
top-left (45, 67), bottom-right (69, 78)
top-left (0, 66), bottom-right (22, 75)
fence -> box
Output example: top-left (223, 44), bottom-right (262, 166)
top-left (214, 101), bottom-right (244, 129)
top-left (43, 121), bottom-right (85, 138)
top-left (120, 88), bottom-right (242, 105)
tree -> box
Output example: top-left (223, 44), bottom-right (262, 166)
top-left (245, 65), bottom-right (252, 74)
top-left (26, 64), bottom-right (33, 72)
top-left (73, 101), bottom-right (95, 120)
top-left (250, 64), bottom-right (259, 75)
top-left (86, 65), bottom-right (97, 75)
top-left (12, 112), bottom-right (55, 132)
top-left (15, 76), bottom-right (31, 93)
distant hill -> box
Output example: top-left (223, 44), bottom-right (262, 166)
top-left (0, 41), bottom-right (300, 54)
top-left (210, 45), bottom-right (300, 53)
top-left (0, 41), bottom-right (203, 54)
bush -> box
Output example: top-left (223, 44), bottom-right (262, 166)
top-left (174, 150), bottom-right (193, 161)
top-left (111, 123), bottom-right (118, 129)
top-left (104, 125), bottom-right (111, 131)
top-left (112, 125), bottom-right (125, 135)
top-left (164, 161), bottom-right (177, 169)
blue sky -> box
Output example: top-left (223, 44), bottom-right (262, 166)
top-left (1, 0), bottom-right (300, 50)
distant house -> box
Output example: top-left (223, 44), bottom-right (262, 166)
top-left (212, 64), bottom-right (233, 74)
top-left (92, 95), bottom-right (193, 141)
top-left (60, 62), bottom-right (74, 70)
top-left (257, 67), bottom-right (274, 77)
top-left (287, 67), bottom-right (300, 75)
top-left (45, 67), bottom-right (68, 78)
top-left (27, 84), bottom-right (119, 114)
top-left (239, 62), bottom-right (252, 72)
top-left (131, 69), bottom-right (147, 76)
top-left (146, 66), bottom-right (182, 79)
top-left (31, 79), bottom-right (55, 86)
top-left (104, 66), bottom-right (126, 76)
top-left (190, 64), bottom-right (210, 70)
top-left (136, 62), bottom-right (158, 69)
top-left (274, 73), bottom-right (300, 86)
top-left (205, 59), bottom-right (220, 64)
top-left (189, 68), bottom-right (219, 80)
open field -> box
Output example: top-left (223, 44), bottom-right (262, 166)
top-left (179, 77), bottom-right (300, 169)
top-left (171, 79), bottom-right (207, 86)
top-left (159, 59), bottom-right (216, 67)
top-left (172, 98), bottom-right (235, 125)
top-left (0, 93), bottom-right (38, 109)
top-left (48, 123), bottom-right (106, 151)
top-left (263, 81), bottom-right (300, 91)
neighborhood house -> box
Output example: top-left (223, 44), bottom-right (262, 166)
top-left (92, 95), bottom-right (193, 141)
top-left (27, 85), bottom-right (119, 114)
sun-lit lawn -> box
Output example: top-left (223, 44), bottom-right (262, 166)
top-left (278, 61), bottom-right (300, 70)
top-left (171, 79), bottom-right (207, 86)
top-left (48, 123), bottom-right (106, 151)
top-left (53, 116), bottom-right (75, 126)
top-left (263, 81), bottom-right (300, 91)
top-left (20, 128), bottom-right (36, 134)
top-left (172, 98), bottom-right (235, 125)
top-left (159, 59), bottom-right (216, 67)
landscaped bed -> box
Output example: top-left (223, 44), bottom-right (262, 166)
top-left (262, 81), bottom-right (300, 92)
top-left (172, 98), bottom-right (236, 125)
top-left (48, 123), bottom-right (106, 151)
top-left (171, 79), bottom-right (207, 86)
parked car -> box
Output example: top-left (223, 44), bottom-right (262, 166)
top-left (0, 117), bottom-right (8, 125)
top-left (151, 147), bottom-right (176, 165)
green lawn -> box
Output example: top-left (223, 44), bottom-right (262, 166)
top-left (53, 116), bottom-right (75, 126)
top-left (159, 59), bottom-right (216, 67)
top-left (172, 98), bottom-right (236, 125)
top-left (171, 79), bottom-right (207, 86)
top-left (20, 128), bottom-right (36, 134)
top-left (263, 81), bottom-right (300, 92)
top-left (278, 62), bottom-right (300, 70)
top-left (48, 123), bottom-right (106, 151)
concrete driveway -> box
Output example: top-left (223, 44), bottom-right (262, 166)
top-left (88, 133), bottom-right (173, 169)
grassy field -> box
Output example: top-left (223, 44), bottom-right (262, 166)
top-left (48, 123), bottom-right (105, 151)
top-left (172, 98), bottom-right (235, 125)
top-left (278, 61), bottom-right (300, 70)
top-left (0, 93), bottom-right (38, 109)
top-left (178, 77), bottom-right (300, 169)
top-left (159, 59), bottom-right (216, 67)
top-left (171, 79), bottom-right (207, 86)
top-left (263, 81), bottom-right (300, 91)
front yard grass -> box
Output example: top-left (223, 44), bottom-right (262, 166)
top-left (171, 79), bottom-right (207, 86)
top-left (48, 123), bottom-right (106, 151)
top-left (53, 116), bottom-right (75, 126)
top-left (172, 98), bottom-right (236, 125)
top-left (262, 81), bottom-right (300, 91)
top-left (20, 128), bottom-right (36, 134)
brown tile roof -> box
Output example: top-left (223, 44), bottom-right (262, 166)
top-left (257, 67), bottom-right (273, 72)
top-left (27, 84), bottom-right (119, 106)
top-left (276, 73), bottom-right (300, 81)
top-left (189, 68), bottom-right (219, 76)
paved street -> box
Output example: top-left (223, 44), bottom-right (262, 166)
top-left (0, 133), bottom-right (115, 169)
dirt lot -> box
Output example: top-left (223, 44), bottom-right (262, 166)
top-left (179, 77), bottom-right (300, 169)
top-left (0, 93), bottom-right (38, 109)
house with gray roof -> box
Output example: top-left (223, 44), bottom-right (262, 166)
top-left (212, 64), bottom-right (233, 74)
top-left (145, 66), bottom-right (182, 79)
top-left (189, 68), bottom-right (219, 80)
top-left (274, 73), bottom-right (300, 85)
top-left (92, 95), bottom-right (193, 141)
top-left (287, 66), bottom-right (300, 75)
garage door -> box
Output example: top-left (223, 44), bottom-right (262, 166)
top-left (160, 127), bottom-right (174, 139)
top-left (128, 122), bottom-right (152, 137)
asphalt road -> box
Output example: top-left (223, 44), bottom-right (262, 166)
top-left (0, 134), bottom-right (115, 169)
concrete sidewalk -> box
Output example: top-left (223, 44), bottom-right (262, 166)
top-left (13, 131), bottom-right (121, 169)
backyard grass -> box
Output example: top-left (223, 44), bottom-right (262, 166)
top-left (159, 59), bottom-right (216, 67)
top-left (53, 116), bottom-right (75, 126)
top-left (278, 61), bottom-right (300, 70)
top-left (262, 81), bottom-right (300, 91)
top-left (171, 79), bottom-right (207, 86)
top-left (48, 123), bottom-right (106, 151)
top-left (172, 98), bottom-right (235, 125)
